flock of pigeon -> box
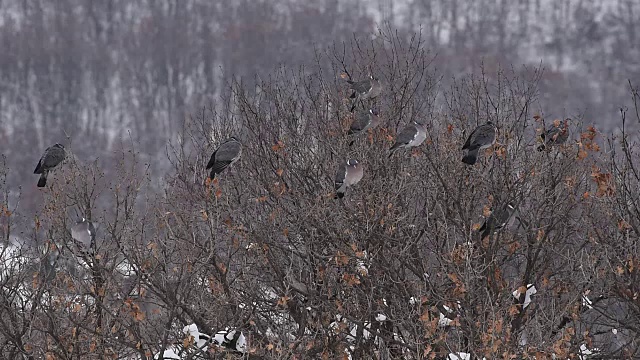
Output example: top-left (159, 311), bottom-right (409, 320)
top-left (32, 74), bottom-right (569, 239)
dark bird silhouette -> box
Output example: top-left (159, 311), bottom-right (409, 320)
top-left (335, 159), bottom-right (364, 199)
top-left (479, 202), bottom-right (516, 239)
top-left (347, 74), bottom-right (382, 112)
top-left (348, 109), bottom-right (381, 146)
top-left (389, 121), bottom-right (427, 155)
top-left (34, 143), bottom-right (66, 187)
top-left (462, 121), bottom-right (496, 165)
top-left (537, 119), bottom-right (570, 151)
top-left (206, 137), bottom-right (242, 179)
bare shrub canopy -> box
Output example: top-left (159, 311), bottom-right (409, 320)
top-left (2, 29), bottom-right (640, 359)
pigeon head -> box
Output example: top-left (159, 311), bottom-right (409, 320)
top-left (347, 159), bottom-right (359, 166)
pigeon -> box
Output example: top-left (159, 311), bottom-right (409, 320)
top-left (479, 202), bottom-right (515, 239)
top-left (335, 159), bottom-right (364, 199)
top-left (34, 143), bottom-right (66, 187)
top-left (389, 121), bottom-right (427, 154)
top-left (347, 75), bottom-right (383, 112)
top-left (461, 121), bottom-right (496, 165)
top-left (348, 109), bottom-right (381, 145)
top-left (537, 119), bottom-right (569, 151)
top-left (71, 218), bottom-right (96, 253)
top-left (206, 137), bottom-right (242, 179)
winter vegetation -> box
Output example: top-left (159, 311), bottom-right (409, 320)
top-left (1, 1), bottom-right (640, 359)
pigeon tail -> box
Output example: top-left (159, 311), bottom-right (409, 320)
top-left (350, 101), bottom-right (358, 112)
top-left (34, 160), bottom-right (43, 174)
top-left (335, 191), bottom-right (345, 199)
top-left (389, 141), bottom-right (404, 152)
top-left (37, 172), bottom-right (48, 187)
top-left (462, 149), bottom-right (479, 165)
top-left (211, 161), bottom-right (231, 176)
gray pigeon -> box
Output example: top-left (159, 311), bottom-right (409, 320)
top-left (461, 121), bottom-right (496, 165)
top-left (537, 119), bottom-right (569, 151)
top-left (389, 121), bottom-right (427, 154)
top-left (335, 159), bottom-right (364, 199)
top-left (71, 218), bottom-right (96, 253)
top-left (348, 109), bottom-right (381, 146)
top-left (479, 202), bottom-right (515, 239)
top-left (34, 143), bottom-right (66, 187)
top-left (347, 75), bottom-right (383, 112)
top-left (206, 137), bottom-right (242, 179)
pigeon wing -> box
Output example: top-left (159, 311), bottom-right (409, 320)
top-left (391, 124), bottom-right (418, 150)
top-left (207, 140), bottom-right (242, 174)
top-left (349, 111), bottom-right (372, 135)
top-left (470, 124), bottom-right (496, 149)
top-left (348, 79), bottom-right (372, 95)
top-left (45, 146), bottom-right (66, 168)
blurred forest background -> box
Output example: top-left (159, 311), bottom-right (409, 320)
top-left (0, 0), bottom-right (639, 213)
top-left (2, 1), bottom-right (640, 359)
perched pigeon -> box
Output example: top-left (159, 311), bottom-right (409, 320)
top-left (34, 143), bottom-right (66, 187)
top-left (537, 119), bottom-right (569, 151)
top-left (347, 75), bottom-right (383, 112)
top-left (461, 121), bottom-right (496, 165)
top-left (335, 159), bottom-right (364, 199)
top-left (348, 109), bottom-right (381, 146)
top-left (479, 202), bottom-right (515, 239)
top-left (206, 137), bottom-right (242, 179)
top-left (389, 121), bottom-right (427, 154)
top-left (71, 218), bottom-right (96, 253)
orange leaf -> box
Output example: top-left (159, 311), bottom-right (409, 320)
top-left (277, 295), bottom-right (290, 307)
top-left (342, 273), bottom-right (361, 286)
top-left (339, 73), bottom-right (348, 79)
top-left (271, 140), bottom-right (285, 152)
top-left (217, 262), bottom-right (227, 274)
top-left (577, 150), bottom-right (588, 160)
top-left (276, 168), bottom-right (284, 177)
top-left (215, 188), bottom-right (222, 199)
top-left (618, 219), bottom-right (631, 232)
top-left (508, 305), bottom-right (520, 316)
top-left (482, 205), bottom-right (492, 217)
top-left (335, 251), bottom-right (349, 266)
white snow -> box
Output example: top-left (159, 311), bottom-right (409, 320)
top-left (578, 343), bottom-right (600, 359)
top-left (448, 353), bottom-right (471, 360)
top-left (154, 323), bottom-right (247, 359)
top-left (512, 284), bottom-right (537, 309)
top-left (582, 292), bottom-right (593, 309)
top-left (375, 313), bottom-right (387, 322)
